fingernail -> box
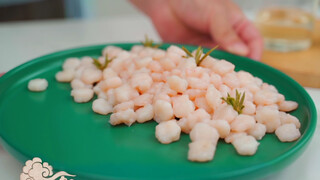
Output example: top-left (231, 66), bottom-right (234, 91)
top-left (227, 43), bottom-right (249, 56)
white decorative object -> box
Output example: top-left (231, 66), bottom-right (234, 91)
top-left (20, 157), bottom-right (75, 180)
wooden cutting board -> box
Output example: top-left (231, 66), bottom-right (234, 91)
top-left (261, 20), bottom-right (320, 88)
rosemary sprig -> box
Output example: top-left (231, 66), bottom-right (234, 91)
top-left (181, 45), bottom-right (219, 66)
top-left (141, 35), bottom-right (162, 48)
top-left (93, 54), bottom-right (114, 70)
top-left (221, 89), bottom-right (245, 114)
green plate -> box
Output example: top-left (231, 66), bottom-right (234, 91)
top-left (0, 43), bottom-right (317, 180)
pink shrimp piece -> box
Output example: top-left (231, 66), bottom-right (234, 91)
top-left (81, 68), bottom-right (102, 85)
top-left (230, 115), bottom-right (256, 132)
top-left (97, 91), bottom-right (107, 100)
top-left (151, 73), bottom-right (164, 82)
top-left (210, 73), bottom-right (222, 89)
top-left (275, 124), bottom-right (301, 142)
top-left (279, 112), bottom-right (301, 128)
top-left (219, 84), bottom-right (231, 98)
top-left (109, 108), bottom-right (136, 126)
top-left (106, 89), bottom-right (116, 106)
top-left (56, 69), bottom-right (75, 82)
top-left (199, 56), bottom-right (218, 69)
top-left (209, 120), bottom-right (230, 138)
top-left (167, 75), bottom-right (188, 93)
top-left (256, 104), bottom-right (279, 111)
top-left (245, 83), bottom-right (261, 94)
top-left (113, 101), bottom-right (135, 113)
top-left (159, 57), bottom-right (176, 71)
top-left (102, 68), bottom-right (118, 79)
top-left (167, 45), bottom-right (186, 56)
top-left (102, 45), bottom-right (123, 58)
top-left (188, 140), bottom-right (216, 162)
top-left (242, 101), bottom-right (256, 115)
top-left (92, 98), bottom-right (113, 115)
top-left (63, 58), bottom-right (80, 70)
top-left (153, 100), bottom-right (174, 123)
top-left (178, 57), bottom-right (197, 70)
top-left (172, 95), bottom-right (195, 118)
top-left (135, 57), bottom-right (153, 69)
top-left (254, 89), bottom-right (279, 106)
top-left (190, 123), bottom-right (220, 144)
top-left (71, 79), bottom-right (92, 89)
top-left (120, 61), bottom-right (136, 79)
top-left (155, 120), bottom-right (181, 144)
top-left (80, 56), bottom-right (94, 66)
top-left (213, 104), bottom-right (238, 123)
top-left (185, 109), bottom-right (211, 133)
top-left (130, 72), bottom-right (153, 93)
top-left (255, 106), bottom-right (281, 133)
top-left (166, 52), bottom-right (182, 65)
top-left (71, 88), bottom-right (94, 103)
top-left (224, 132), bottom-right (247, 144)
top-left (100, 76), bottom-right (122, 91)
top-left (186, 67), bottom-right (205, 78)
top-left (152, 49), bottom-right (166, 60)
top-left (237, 71), bottom-right (255, 87)
top-left (171, 69), bottom-right (183, 77)
top-left (117, 51), bottom-right (131, 60)
top-left (277, 94), bottom-right (285, 103)
top-left (261, 83), bottom-right (278, 93)
top-left (194, 97), bottom-right (213, 114)
top-left (248, 123), bottom-right (266, 140)
top-left (147, 82), bottom-right (164, 95)
top-left (222, 72), bottom-right (240, 89)
top-left (188, 77), bottom-right (209, 90)
top-left (114, 84), bottom-right (134, 104)
top-left (136, 104), bottom-right (154, 123)
top-left (253, 77), bottom-right (263, 87)
top-left (177, 117), bottom-right (189, 133)
top-left (93, 83), bottom-right (102, 95)
top-left (177, 109), bottom-right (210, 134)
top-left (206, 85), bottom-right (222, 112)
top-left (109, 58), bottom-right (125, 74)
top-left (185, 89), bottom-right (206, 101)
top-left (147, 61), bottom-right (163, 73)
top-left (161, 84), bottom-right (178, 97)
top-left (130, 45), bottom-right (144, 54)
top-left (211, 60), bottom-right (235, 76)
top-left (232, 135), bottom-right (259, 156)
top-left (139, 47), bottom-right (155, 58)
top-left (133, 93), bottom-right (153, 107)
top-left (278, 100), bottom-right (298, 112)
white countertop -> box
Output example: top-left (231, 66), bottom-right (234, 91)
top-left (0, 16), bottom-right (319, 180)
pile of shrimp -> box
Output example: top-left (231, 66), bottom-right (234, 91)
top-left (56, 45), bottom-right (301, 162)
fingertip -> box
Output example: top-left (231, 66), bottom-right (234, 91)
top-left (226, 43), bottom-right (249, 56)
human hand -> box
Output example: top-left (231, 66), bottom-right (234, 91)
top-left (130, 0), bottom-right (263, 60)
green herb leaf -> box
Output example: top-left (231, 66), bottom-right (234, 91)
top-left (221, 90), bottom-right (245, 114)
top-left (92, 54), bottom-right (114, 70)
top-left (198, 45), bottom-right (219, 65)
top-left (182, 46), bottom-right (193, 58)
top-left (181, 45), bottom-right (219, 66)
top-left (141, 35), bottom-right (162, 48)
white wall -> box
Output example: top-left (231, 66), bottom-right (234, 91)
top-left (79, 0), bottom-right (143, 19)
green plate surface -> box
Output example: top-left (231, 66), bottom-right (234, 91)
top-left (0, 43), bottom-right (317, 180)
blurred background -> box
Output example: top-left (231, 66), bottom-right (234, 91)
top-left (0, 0), bottom-right (141, 21)
top-left (0, 0), bottom-right (319, 88)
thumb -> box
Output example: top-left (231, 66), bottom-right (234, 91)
top-left (208, 8), bottom-right (249, 56)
